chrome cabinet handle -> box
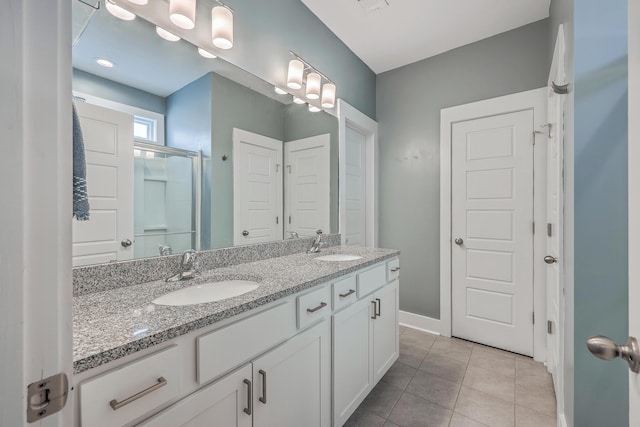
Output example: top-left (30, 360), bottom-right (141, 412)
top-left (259, 370), bottom-right (267, 404)
top-left (371, 301), bottom-right (377, 319)
top-left (454, 238), bottom-right (464, 246)
top-left (306, 302), bottom-right (327, 313)
top-left (121, 239), bottom-right (133, 248)
top-left (243, 379), bottom-right (252, 415)
top-left (109, 377), bottom-right (167, 410)
top-left (587, 335), bottom-right (640, 373)
top-left (339, 289), bottom-right (356, 298)
top-left (376, 298), bottom-right (381, 317)
top-left (390, 267), bottom-right (400, 272)
top-left (544, 255), bottom-right (558, 264)
top-left (242, 230), bottom-right (249, 237)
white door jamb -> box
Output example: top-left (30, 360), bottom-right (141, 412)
top-left (440, 88), bottom-right (548, 361)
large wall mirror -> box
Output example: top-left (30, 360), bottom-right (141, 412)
top-left (71, 0), bottom-right (338, 267)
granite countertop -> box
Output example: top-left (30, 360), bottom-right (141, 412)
top-left (73, 245), bottom-right (399, 374)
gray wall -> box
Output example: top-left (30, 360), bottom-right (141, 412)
top-left (572, 0), bottom-right (629, 425)
top-left (72, 69), bottom-right (166, 114)
top-left (376, 19), bottom-right (551, 319)
top-left (284, 104), bottom-right (339, 233)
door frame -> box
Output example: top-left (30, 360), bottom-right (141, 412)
top-left (338, 99), bottom-right (378, 247)
top-left (0, 0), bottom-right (74, 425)
top-left (440, 88), bottom-right (548, 361)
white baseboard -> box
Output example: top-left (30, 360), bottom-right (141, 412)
top-left (399, 311), bottom-right (441, 336)
top-left (559, 412), bottom-right (568, 427)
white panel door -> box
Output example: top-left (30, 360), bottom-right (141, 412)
top-left (233, 129), bottom-right (283, 245)
top-left (72, 102), bottom-right (134, 266)
top-left (451, 110), bottom-right (534, 355)
top-left (285, 134), bottom-right (330, 237)
top-left (252, 320), bottom-right (331, 427)
top-left (345, 126), bottom-right (367, 245)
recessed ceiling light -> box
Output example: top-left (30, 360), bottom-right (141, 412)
top-left (293, 97), bottom-right (305, 105)
top-left (105, 0), bottom-right (136, 21)
top-left (308, 104), bottom-right (322, 112)
top-left (197, 47), bottom-right (217, 59)
top-left (156, 26), bottom-right (181, 42)
top-left (274, 87), bottom-right (287, 95)
top-left (96, 58), bottom-right (115, 68)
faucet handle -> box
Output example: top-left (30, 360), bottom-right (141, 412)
top-left (316, 229), bottom-right (323, 235)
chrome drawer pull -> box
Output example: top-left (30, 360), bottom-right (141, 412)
top-left (259, 370), bottom-right (267, 404)
top-left (306, 302), bottom-right (327, 313)
top-left (390, 267), bottom-right (400, 272)
top-left (109, 377), bottom-right (167, 410)
top-left (243, 379), bottom-right (252, 415)
top-left (339, 289), bottom-right (356, 298)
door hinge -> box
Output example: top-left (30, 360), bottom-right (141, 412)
top-left (27, 373), bottom-right (69, 422)
top-left (532, 312), bottom-right (535, 324)
top-left (276, 216), bottom-right (279, 224)
top-left (276, 163), bottom-right (280, 173)
top-left (532, 222), bottom-right (535, 235)
top-left (547, 320), bottom-right (553, 334)
top-left (287, 165), bottom-right (292, 174)
top-left (547, 223), bottom-right (552, 237)
top-left (288, 216), bottom-right (291, 224)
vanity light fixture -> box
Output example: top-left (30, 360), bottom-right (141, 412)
top-left (170, 0), bottom-right (196, 30)
top-left (305, 72), bottom-right (321, 100)
top-left (198, 47), bottom-right (217, 59)
top-left (105, 0), bottom-right (136, 21)
top-left (156, 26), bottom-right (181, 42)
top-left (96, 57), bottom-right (115, 68)
top-left (308, 104), bottom-right (322, 113)
top-left (274, 87), bottom-right (288, 95)
top-left (287, 60), bottom-right (304, 90)
top-left (211, 5), bottom-right (234, 50)
top-left (321, 83), bottom-right (336, 109)
top-left (127, 0), bottom-right (148, 5)
top-left (293, 96), bottom-right (306, 105)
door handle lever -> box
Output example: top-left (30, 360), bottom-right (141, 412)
top-left (586, 335), bottom-right (640, 373)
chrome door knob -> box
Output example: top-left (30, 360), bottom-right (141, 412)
top-left (454, 238), bottom-right (464, 246)
top-left (242, 230), bottom-right (249, 237)
top-left (121, 239), bottom-right (132, 248)
top-left (544, 255), bottom-right (558, 264)
top-left (587, 335), bottom-right (640, 373)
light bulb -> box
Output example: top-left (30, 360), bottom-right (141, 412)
top-left (105, 0), bottom-right (136, 20)
top-left (170, 0), bottom-right (196, 30)
top-left (212, 6), bottom-right (233, 49)
top-left (306, 72), bottom-right (321, 100)
top-left (321, 83), bottom-right (336, 108)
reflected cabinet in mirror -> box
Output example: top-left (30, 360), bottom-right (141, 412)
top-left (71, 0), bottom-right (338, 266)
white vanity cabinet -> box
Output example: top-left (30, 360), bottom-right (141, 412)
top-left (332, 259), bottom-right (400, 426)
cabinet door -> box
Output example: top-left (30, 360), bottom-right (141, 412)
top-left (138, 364), bottom-right (252, 427)
top-left (333, 297), bottom-right (374, 426)
top-left (252, 320), bottom-right (331, 427)
top-left (373, 280), bottom-right (399, 383)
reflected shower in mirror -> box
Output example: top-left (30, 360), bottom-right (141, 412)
top-left (71, 0), bottom-right (338, 267)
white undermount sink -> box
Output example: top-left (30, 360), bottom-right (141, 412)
top-left (314, 254), bottom-right (363, 262)
top-left (153, 280), bottom-right (260, 306)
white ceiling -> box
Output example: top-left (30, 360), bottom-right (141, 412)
top-left (301, 0), bottom-right (550, 74)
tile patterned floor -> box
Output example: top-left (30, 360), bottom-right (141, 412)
top-left (344, 327), bottom-right (557, 427)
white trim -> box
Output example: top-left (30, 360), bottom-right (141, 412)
top-left (337, 99), bottom-right (378, 247)
top-left (559, 412), bottom-right (568, 427)
top-left (399, 311), bottom-right (441, 336)
top-left (73, 90), bottom-right (166, 146)
top-left (439, 88), bottom-right (547, 362)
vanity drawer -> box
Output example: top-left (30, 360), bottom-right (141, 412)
top-left (332, 275), bottom-right (358, 311)
top-left (297, 285), bottom-right (331, 329)
top-left (357, 263), bottom-right (387, 298)
top-left (387, 258), bottom-right (400, 282)
top-left (197, 301), bottom-right (295, 385)
top-left (79, 345), bottom-right (181, 427)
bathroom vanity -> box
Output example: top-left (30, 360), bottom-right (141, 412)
top-left (72, 244), bottom-right (399, 427)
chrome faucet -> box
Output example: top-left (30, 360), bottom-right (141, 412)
top-left (166, 250), bottom-right (200, 282)
top-left (307, 230), bottom-right (325, 254)
top-left (158, 244), bottom-right (172, 256)
top-left (289, 231), bottom-right (300, 239)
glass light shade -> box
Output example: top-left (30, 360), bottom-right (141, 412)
top-left (293, 97), bottom-right (305, 105)
top-left (274, 87), bottom-right (287, 95)
top-left (321, 83), bottom-right (336, 108)
top-left (156, 26), bottom-right (181, 41)
top-left (106, 0), bottom-right (136, 20)
top-left (96, 58), bottom-right (114, 68)
top-left (198, 47), bottom-right (217, 58)
top-left (308, 104), bottom-right (322, 112)
top-left (212, 6), bottom-right (233, 49)
top-left (170, 0), bottom-right (196, 30)
top-left (127, 0), bottom-right (148, 4)
top-left (287, 60), bottom-right (304, 90)
top-left (306, 72), bottom-right (321, 100)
